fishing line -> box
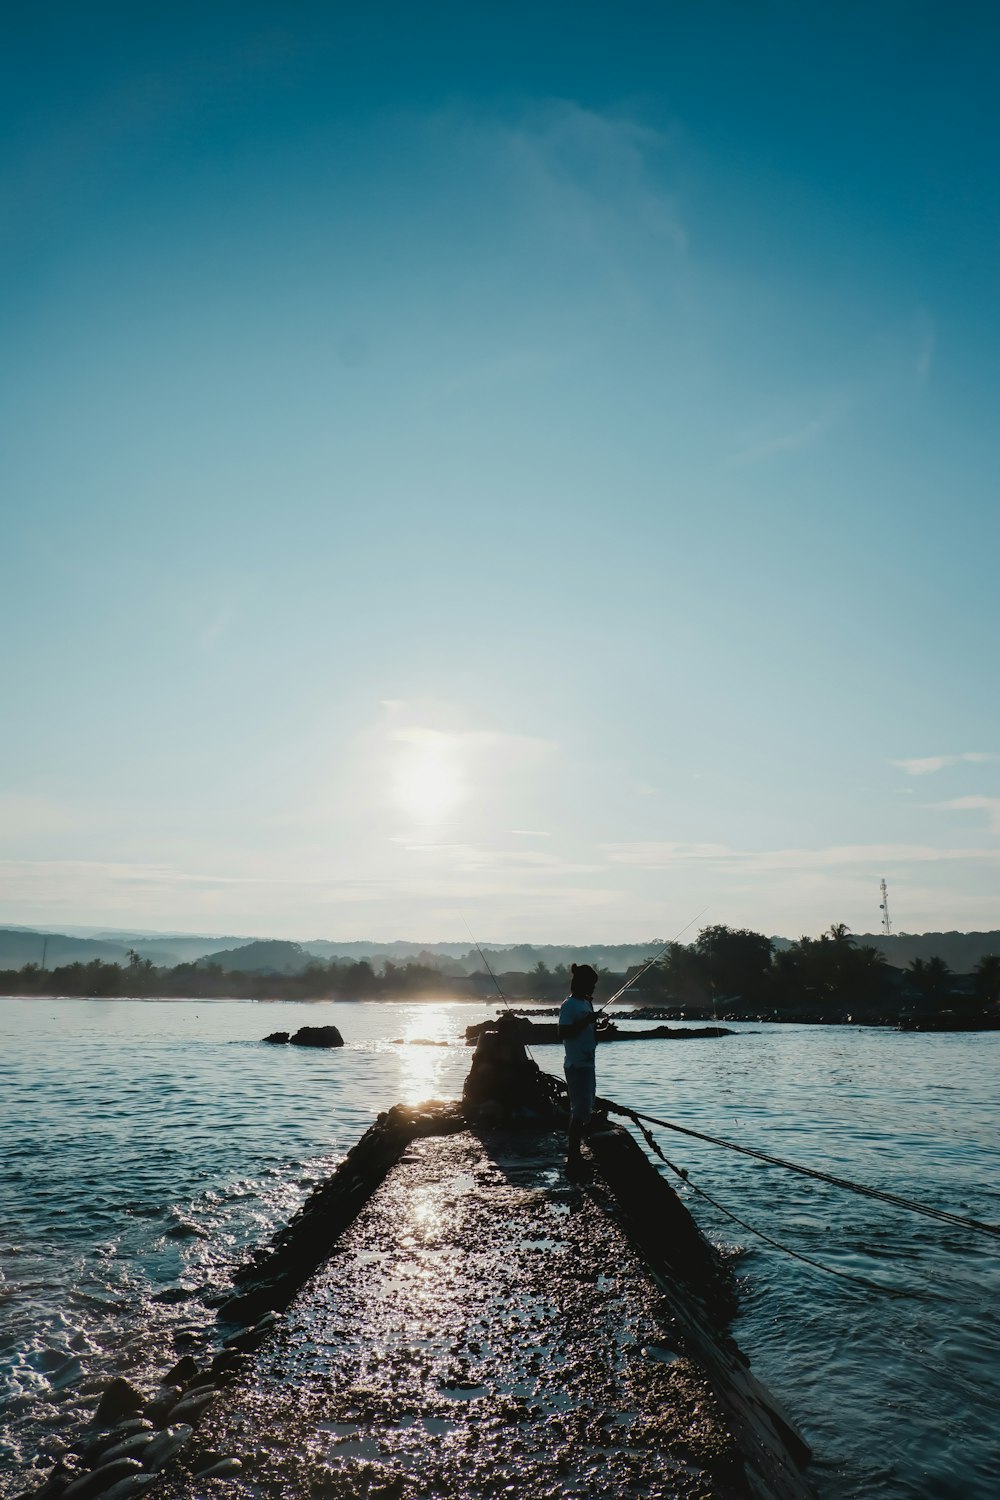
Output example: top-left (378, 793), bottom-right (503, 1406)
top-left (462, 917), bottom-right (550, 1075)
top-left (599, 1097), bottom-right (1000, 1242)
top-left (596, 906), bottom-right (710, 1015)
top-left (620, 1108), bottom-right (907, 1296)
top-left (462, 917), bottom-right (511, 1012)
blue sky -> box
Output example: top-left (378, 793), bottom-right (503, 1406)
top-left (2, 3), bottom-right (999, 941)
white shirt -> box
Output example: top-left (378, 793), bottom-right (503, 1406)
top-left (559, 994), bottom-right (597, 1067)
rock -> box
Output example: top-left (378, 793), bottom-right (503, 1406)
top-left (222, 1311), bottom-right (279, 1351)
top-left (462, 1013), bottom-right (560, 1124)
top-left (288, 1025), bottom-right (343, 1048)
top-left (77, 1420), bottom-right (152, 1465)
top-left (93, 1380), bottom-right (146, 1427)
top-left (161, 1356), bottom-right (200, 1387)
top-left (34, 1457), bottom-right (85, 1499)
top-left (142, 1424), bottom-right (193, 1471)
top-left (99, 1480), bottom-right (154, 1500)
top-left (142, 1386), bottom-right (182, 1426)
top-left (210, 1349), bottom-right (247, 1381)
top-left (370, 1478), bottom-right (405, 1500)
top-left (192, 1458), bottom-right (243, 1479)
top-left (181, 1381), bottom-right (216, 1400)
top-left (170, 1328), bottom-right (203, 1352)
top-left (261, 1031), bottom-right (289, 1044)
top-left (97, 1432), bottom-right (156, 1464)
top-left (168, 1386), bottom-right (214, 1424)
top-left (62, 1458), bottom-right (145, 1500)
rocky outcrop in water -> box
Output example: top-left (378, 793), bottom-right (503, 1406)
top-left (462, 1011), bottom-right (562, 1124)
top-left (261, 1025), bottom-right (344, 1047)
top-left (464, 1015), bottom-right (734, 1045)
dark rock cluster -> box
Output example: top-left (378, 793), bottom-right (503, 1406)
top-left (464, 1015), bottom-right (734, 1044)
top-left (461, 1011), bottom-right (564, 1124)
top-left (17, 1342), bottom-right (256, 1500)
top-left (261, 1024), bottom-right (344, 1047)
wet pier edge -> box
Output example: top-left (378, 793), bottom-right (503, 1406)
top-left (33, 1025), bottom-right (817, 1500)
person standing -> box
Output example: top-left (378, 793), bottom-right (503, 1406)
top-left (558, 962), bottom-right (608, 1178)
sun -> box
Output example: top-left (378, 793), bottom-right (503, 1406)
top-left (391, 733), bottom-right (465, 822)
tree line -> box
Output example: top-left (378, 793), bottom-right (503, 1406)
top-left (627, 923), bottom-right (1000, 1020)
top-left (0, 951), bottom-right (464, 1000)
top-left (2, 924), bottom-right (998, 1020)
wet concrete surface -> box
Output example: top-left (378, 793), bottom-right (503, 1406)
top-left (155, 1130), bottom-right (754, 1498)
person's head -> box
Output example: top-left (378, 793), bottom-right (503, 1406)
top-left (570, 962), bottom-right (599, 998)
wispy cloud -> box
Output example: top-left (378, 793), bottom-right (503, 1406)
top-left (499, 101), bottom-right (687, 251)
top-left (200, 607), bottom-right (234, 648)
top-left (890, 752), bottom-right (996, 776)
top-left (728, 408), bottom-right (843, 467)
top-left (916, 331), bottom-right (935, 381)
top-left (913, 309), bottom-right (935, 383)
top-left (395, 841), bottom-right (601, 877)
top-left (0, 858), bottom-right (355, 891)
top-left (602, 840), bottom-right (1000, 871)
top-left (934, 797), bottom-right (1000, 834)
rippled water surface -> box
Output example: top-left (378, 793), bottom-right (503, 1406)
top-left (1, 997), bottom-right (998, 1497)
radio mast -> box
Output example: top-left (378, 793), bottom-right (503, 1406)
top-left (879, 879), bottom-right (892, 937)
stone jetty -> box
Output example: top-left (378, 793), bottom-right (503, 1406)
top-left (29, 1020), bottom-right (815, 1500)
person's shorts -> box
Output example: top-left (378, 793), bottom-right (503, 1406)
top-left (564, 1062), bottom-right (596, 1123)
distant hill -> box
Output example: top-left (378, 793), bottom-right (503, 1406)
top-left (4, 925), bottom-right (998, 978)
top-left (849, 931), bottom-right (1000, 971)
top-left (0, 928), bottom-right (254, 969)
top-left (301, 940), bottom-right (681, 973)
top-left (197, 940), bottom-right (311, 974)
top-left (301, 940), bottom-right (487, 961)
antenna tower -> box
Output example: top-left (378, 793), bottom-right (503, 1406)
top-left (879, 879), bottom-right (892, 937)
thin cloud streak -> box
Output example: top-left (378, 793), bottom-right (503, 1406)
top-left (602, 840), bottom-right (1000, 871)
top-left (935, 797), bottom-right (1000, 834)
top-left (728, 413), bottom-right (838, 467)
top-left (890, 752), bottom-right (996, 775)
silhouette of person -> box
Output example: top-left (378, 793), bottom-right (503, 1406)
top-left (558, 962), bottom-right (608, 1177)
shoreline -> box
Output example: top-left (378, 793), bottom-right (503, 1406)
top-left (4, 991), bottom-right (1000, 1031)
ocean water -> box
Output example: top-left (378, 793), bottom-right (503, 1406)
top-left (1, 997), bottom-right (997, 1498)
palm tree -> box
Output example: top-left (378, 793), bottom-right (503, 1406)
top-left (974, 954), bottom-right (1000, 1006)
top-left (908, 954), bottom-right (952, 1003)
top-left (828, 922), bottom-right (854, 945)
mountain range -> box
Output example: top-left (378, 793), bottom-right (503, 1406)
top-left (1, 926), bottom-right (997, 975)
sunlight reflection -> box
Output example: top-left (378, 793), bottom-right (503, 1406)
top-left (398, 1005), bottom-right (454, 1106)
top-left (408, 1188), bottom-right (443, 1239)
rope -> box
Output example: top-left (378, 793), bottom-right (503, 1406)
top-left (599, 1097), bottom-right (1000, 1242)
top-left (621, 1109), bottom-right (905, 1295)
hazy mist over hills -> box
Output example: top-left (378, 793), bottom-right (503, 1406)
top-left (3, 925), bottom-right (997, 976)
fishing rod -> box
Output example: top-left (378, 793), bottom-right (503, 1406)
top-left (462, 917), bottom-right (511, 1011)
top-left (595, 906), bottom-right (710, 1014)
top-left (462, 917), bottom-right (551, 1073)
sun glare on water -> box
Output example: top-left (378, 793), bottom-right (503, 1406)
top-left (399, 1006), bottom-right (454, 1106)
